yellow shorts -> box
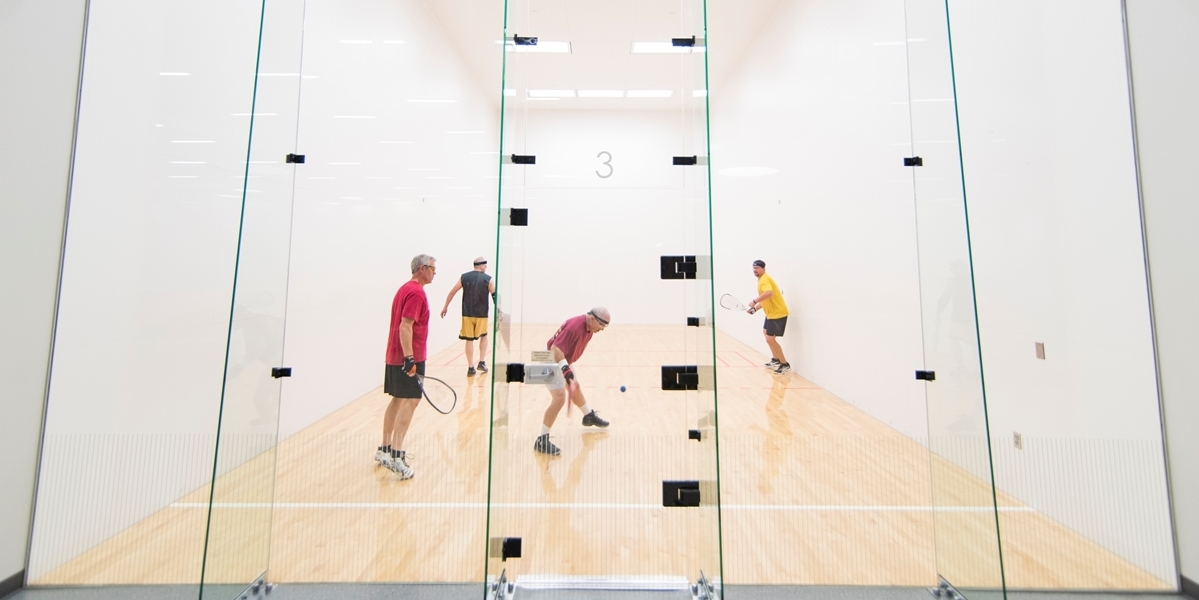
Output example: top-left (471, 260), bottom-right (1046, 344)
top-left (459, 317), bottom-right (489, 341)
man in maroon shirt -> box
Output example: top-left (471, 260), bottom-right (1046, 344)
top-left (377, 254), bottom-right (436, 479)
top-left (535, 307), bottom-right (612, 456)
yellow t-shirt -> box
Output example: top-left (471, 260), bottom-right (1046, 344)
top-left (756, 273), bottom-right (788, 319)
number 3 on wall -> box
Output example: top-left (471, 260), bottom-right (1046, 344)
top-left (596, 151), bottom-right (613, 179)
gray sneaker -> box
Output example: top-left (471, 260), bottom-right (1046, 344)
top-left (477, 361), bottom-right (488, 373)
top-left (764, 358), bottom-right (781, 368)
top-left (534, 433), bottom-right (561, 456)
top-left (773, 363), bottom-right (791, 375)
top-left (582, 410), bottom-right (610, 428)
top-left (388, 450), bottom-right (414, 479)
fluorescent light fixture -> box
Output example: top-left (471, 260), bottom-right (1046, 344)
top-left (171, 140), bottom-right (215, 143)
top-left (169, 161), bottom-right (206, 164)
top-left (529, 90), bottom-right (574, 98)
top-left (631, 42), bottom-right (705, 54)
top-left (447, 130), bottom-right (484, 134)
top-left (168, 175), bottom-right (199, 178)
top-left (578, 90), bottom-right (623, 98)
top-left (159, 72), bottom-right (190, 76)
top-left (329, 162), bottom-right (360, 165)
top-left (497, 40), bottom-right (571, 53)
top-left (334, 115), bottom-right (377, 119)
top-left (155, 124), bottom-right (164, 127)
top-left (504, 89), bottom-right (516, 96)
top-left (693, 90), bottom-right (708, 97)
top-left (627, 90), bottom-right (673, 98)
top-left (379, 141), bottom-right (414, 144)
top-left (231, 113), bottom-right (277, 116)
top-left (340, 40), bottom-right (372, 44)
top-left (719, 166), bottom-right (778, 177)
top-left (408, 99), bottom-right (457, 103)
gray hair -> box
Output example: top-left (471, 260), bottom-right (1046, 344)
top-left (410, 253), bottom-right (435, 274)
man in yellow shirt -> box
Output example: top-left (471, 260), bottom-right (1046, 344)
top-left (749, 259), bottom-right (790, 374)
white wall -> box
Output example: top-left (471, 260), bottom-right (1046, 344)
top-left (947, 0), bottom-right (1175, 584)
top-left (0, 0), bottom-right (88, 582)
top-left (708, 0), bottom-right (930, 441)
top-left (274, 0), bottom-right (501, 440)
top-left (1126, 0), bottom-right (1199, 586)
top-left (26, 0), bottom-right (272, 580)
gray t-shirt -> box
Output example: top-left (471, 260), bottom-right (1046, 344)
top-left (460, 270), bottom-right (492, 318)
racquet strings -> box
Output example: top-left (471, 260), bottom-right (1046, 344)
top-left (719, 294), bottom-right (747, 311)
top-left (418, 375), bottom-right (458, 414)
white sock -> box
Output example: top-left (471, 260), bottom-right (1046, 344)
top-left (540, 424), bottom-right (551, 436)
top-left (579, 403), bottom-right (591, 415)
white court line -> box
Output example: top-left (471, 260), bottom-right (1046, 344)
top-left (171, 502), bottom-right (1034, 512)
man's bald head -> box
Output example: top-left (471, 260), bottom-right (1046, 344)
top-left (473, 256), bottom-right (488, 271)
top-left (586, 307), bottom-right (611, 332)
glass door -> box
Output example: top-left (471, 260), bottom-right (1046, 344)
top-left (904, 1), bottom-right (1006, 598)
top-left (485, 0), bottom-right (722, 597)
top-left (199, 0), bottom-right (307, 597)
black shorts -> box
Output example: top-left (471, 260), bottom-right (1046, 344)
top-left (763, 316), bottom-right (788, 337)
top-left (384, 361), bottom-right (425, 399)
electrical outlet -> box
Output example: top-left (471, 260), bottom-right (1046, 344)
top-left (1013, 432), bottom-right (1023, 450)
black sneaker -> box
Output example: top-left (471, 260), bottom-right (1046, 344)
top-left (477, 361), bottom-right (488, 373)
top-left (534, 433), bottom-right (560, 455)
top-left (467, 366), bottom-right (477, 377)
top-left (582, 410), bottom-right (610, 428)
top-left (764, 358), bottom-right (781, 368)
top-left (773, 363), bottom-right (791, 375)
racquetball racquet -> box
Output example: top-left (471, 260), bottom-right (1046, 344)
top-left (720, 294), bottom-right (756, 313)
top-left (416, 374), bottom-right (458, 414)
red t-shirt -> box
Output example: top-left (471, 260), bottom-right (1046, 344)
top-left (386, 280), bottom-right (430, 364)
top-left (547, 315), bottom-right (593, 364)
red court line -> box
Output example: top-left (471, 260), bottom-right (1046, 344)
top-left (440, 352), bottom-right (464, 366)
top-left (716, 355), bottom-right (730, 367)
top-left (733, 352), bottom-right (763, 367)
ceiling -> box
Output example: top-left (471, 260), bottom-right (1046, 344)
top-left (420, 0), bottom-right (786, 110)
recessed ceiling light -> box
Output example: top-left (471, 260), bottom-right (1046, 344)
top-left (159, 72), bottom-right (190, 76)
top-left (496, 40), bottom-right (571, 53)
top-left (578, 90), bottom-right (623, 98)
top-left (627, 90), bottom-right (673, 98)
top-left (529, 90), bottom-right (574, 98)
top-left (631, 42), bottom-right (705, 54)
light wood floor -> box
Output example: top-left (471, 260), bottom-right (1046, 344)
top-left (31, 325), bottom-right (1172, 590)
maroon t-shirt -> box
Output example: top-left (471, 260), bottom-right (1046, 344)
top-left (386, 280), bottom-right (430, 364)
top-left (547, 315), bottom-right (593, 364)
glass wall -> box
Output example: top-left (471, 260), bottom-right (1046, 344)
top-left (485, 0), bottom-right (722, 596)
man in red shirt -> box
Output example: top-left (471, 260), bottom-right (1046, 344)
top-left (535, 307), bottom-right (612, 456)
top-left (377, 253), bottom-right (436, 479)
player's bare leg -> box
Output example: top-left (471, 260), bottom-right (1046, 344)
top-left (535, 388), bottom-right (568, 456)
top-left (388, 397), bottom-right (420, 478)
top-left (764, 331), bottom-right (791, 374)
top-left (477, 334), bottom-right (489, 372)
top-left (464, 339), bottom-right (476, 376)
top-left (378, 397), bottom-right (402, 467)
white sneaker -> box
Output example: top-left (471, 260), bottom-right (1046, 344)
top-left (374, 448), bottom-right (390, 466)
top-left (388, 451), bottom-right (414, 479)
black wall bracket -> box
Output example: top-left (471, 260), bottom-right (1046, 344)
top-left (687, 317), bottom-right (700, 327)
top-left (512, 35), bottom-right (538, 46)
top-left (508, 208), bottom-right (528, 227)
top-left (506, 363), bottom-right (525, 383)
top-left (508, 154), bottom-right (536, 165)
top-left (663, 480), bottom-right (701, 507)
top-left (904, 156), bottom-right (923, 167)
top-left (688, 429), bottom-right (702, 441)
top-left (915, 370), bottom-right (936, 381)
top-left (501, 537), bottom-right (521, 561)
top-left (285, 153), bottom-right (305, 164)
top-left (662, 366), bottom-right (699, 390)
top-left (672, 36), bottom-right (697, 47)
top-left (271, 367), bottom-right (292, 378)
top-left (661, 255), bottom-right (697, 279)
top-left (673, 156), bottom-right (698, 166)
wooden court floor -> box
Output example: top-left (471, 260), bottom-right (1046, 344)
top-left (32, 325), bottom-right (1171, 590)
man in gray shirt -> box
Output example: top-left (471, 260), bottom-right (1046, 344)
top-left (440, 257), bottom-right (495, 376)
